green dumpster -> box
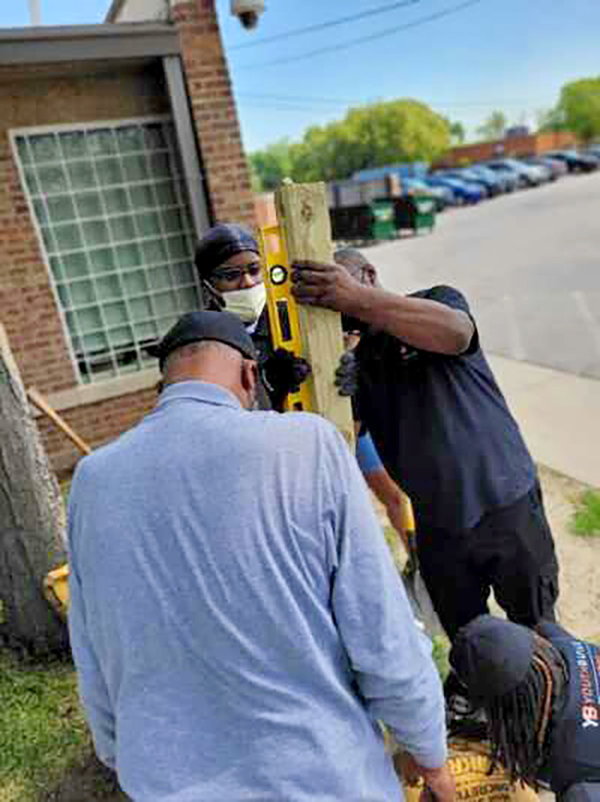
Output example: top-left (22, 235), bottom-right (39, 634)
top-left (394, 196), bottom-right (436, 234)
top-left (412, 195), bottom-right (436, 232)
top-left (370, 199), bottom-right (396, 240)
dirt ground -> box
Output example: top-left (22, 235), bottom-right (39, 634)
top-left (40, 752), bottom-right (129, 802)
top-left (537, 465), bottom-right (600, 642)
top-left (42, 465), bottom-right (598, 802)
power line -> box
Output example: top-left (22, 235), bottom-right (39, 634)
top-left (237, 0), bottom-right (484, 69)
top-left (228, 0), bottom-right (421, 51)
top-left (237, 93), bottom-right (356, 106)
top-left (236, 92), bottom-right (547, 110)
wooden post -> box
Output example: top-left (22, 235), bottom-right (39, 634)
top-left (275, 181), bottom-right (355, 448)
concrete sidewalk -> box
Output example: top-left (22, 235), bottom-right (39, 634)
top-left (489, 355), bottom-right (600, 488)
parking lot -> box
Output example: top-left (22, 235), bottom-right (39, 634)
top-left (367, 171), bottom-right (600, 380)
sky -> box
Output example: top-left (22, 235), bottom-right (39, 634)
top-left (3, 0), bottom-right (600, 153)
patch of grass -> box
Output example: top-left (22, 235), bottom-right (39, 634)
top-left (59, 480), bottom-right (71, 507)
top-left (0, 649), bottom-right (89, 802)
top-left (432, 635), bottom-right (451, 682)
top-left (571, 489), bottom-right (600, 537)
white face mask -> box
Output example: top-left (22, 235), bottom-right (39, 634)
top-left (223, 282), bottom-right (266, 324)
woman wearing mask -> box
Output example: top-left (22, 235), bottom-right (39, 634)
top-left (194, 223), bottom-right (310, 411)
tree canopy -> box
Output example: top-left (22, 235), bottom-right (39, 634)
top-left (539, 77), bottom-right (600, 143)
top-left (449, 121), bottom-right (466, 145)
top-left (249, 139), bottom-right (297, 192)
top-left (250, 99), bottom-right (452, 190)
top-left (476, 110), bottom-right (507, 141)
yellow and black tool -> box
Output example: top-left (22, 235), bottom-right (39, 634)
top-left (258, 224), bottom-right (313, 413)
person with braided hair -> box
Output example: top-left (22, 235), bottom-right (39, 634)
top-left (450, 615), bottom-right (600, 802)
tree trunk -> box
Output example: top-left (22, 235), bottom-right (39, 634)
top-left (0, 324), bottom-right (68, 657)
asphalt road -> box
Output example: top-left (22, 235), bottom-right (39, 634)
top-left (363, 171), bottom-right (600, 379)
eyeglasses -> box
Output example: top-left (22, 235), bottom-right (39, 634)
top-left (211, 262), bottom-right (263, 285)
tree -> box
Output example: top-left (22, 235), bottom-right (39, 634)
top-left (544, 77), bottom-right (600, 143)
top-left (250, 99), bottom-right (451, 187)
top-left (0, 326), bottom-right (68, 658)
top-left (476, 110), bottom-right (507, 141)
top-left (295, 99), bottom-right (451, 183)
top-left (536, 106), bottom-right (566, 133)
top-left (449, 121), bottom-right (466, 145)
top-left (249, 139), bottom-right (299, 192)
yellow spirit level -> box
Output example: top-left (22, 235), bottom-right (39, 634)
top-left (258, 224), bottom-right (313, 413)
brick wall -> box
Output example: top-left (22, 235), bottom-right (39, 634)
top-left (436, 131), bottom-right (578, 168)
top-left (0, 62), bottom-right (170, 394)
top-left (1, 10), bottom-right (255, 475)
top-left (172, 0), bottom-right (256, 229)
top-left (36, 386), bottom-right (158, 478)
top-left (0, 62), bottom-right (171, 473)
top-left (254, 192), bottom-right (277, 228)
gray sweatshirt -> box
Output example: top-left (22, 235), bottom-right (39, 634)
top-left (68, 380), bottom-right (446, 802)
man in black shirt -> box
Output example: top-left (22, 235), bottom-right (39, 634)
top-left (291, 251), bottom-right (559, 643)
top-left (450, 615), bottom-right (600, 801)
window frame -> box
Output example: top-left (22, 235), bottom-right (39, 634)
top-left (10, 115), bottom-right (202, 387)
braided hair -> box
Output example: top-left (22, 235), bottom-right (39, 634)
top-left (484, 635), bottom-right (567, 789)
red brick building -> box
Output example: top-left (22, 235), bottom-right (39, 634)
top-left (0, 0), bottom-right (255, 475)
top-left (436, 131), bottom-right (578, 168)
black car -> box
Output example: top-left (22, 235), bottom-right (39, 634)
top-left (544, 149), bottom-right (599, 173)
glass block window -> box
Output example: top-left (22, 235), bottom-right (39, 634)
top-left (13, 118), bottom-right (201, 383)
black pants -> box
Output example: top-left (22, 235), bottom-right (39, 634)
top-left (416, 482), bottom-right (559, 641)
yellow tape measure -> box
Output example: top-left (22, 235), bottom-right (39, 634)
top-left (258, 225), bottom-right (313, 413)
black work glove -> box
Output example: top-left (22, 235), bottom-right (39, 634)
top-left (334, 351), bottom-right (359, 396)
top-left (262, 348), bottom-right (311, 410)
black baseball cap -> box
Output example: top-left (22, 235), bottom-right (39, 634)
top-left (450, 615), bottom-right (535, 701)
top-left (146, 310), bottom-right (257, 370)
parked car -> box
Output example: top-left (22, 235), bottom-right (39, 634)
top-left (518, 159), bottom-right (553, 182)
top-left (416, 178), bottom-right (462, 207)
top-left (486, 158), bottom-right (547, 187)
top-left (402, 178), bottom-right (453, 211)
top-left (544, 149), bottom-right (599, 172)
top-left (521, 156), bottom-right (567, 180)
top-left (442, 168), bottom-right (503, 197)
top-left (469, 164), bottom-right (513, 193)
top-left (435, 171), bottom-right (491, 199)
top-left (425, 175), bottom-right (485, 204)
top-left (474, 162), bottom-right (519, 192)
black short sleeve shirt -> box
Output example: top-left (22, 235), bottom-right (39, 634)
top-left (355, 285), bottom-right (536, 530)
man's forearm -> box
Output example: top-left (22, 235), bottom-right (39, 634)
top-left (347, 286), bottom-right (473, 355)
top-left (365, 469), bottom-right (410, 554)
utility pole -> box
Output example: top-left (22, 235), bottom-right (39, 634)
top-left (28, 0), bottom-right (41, 26)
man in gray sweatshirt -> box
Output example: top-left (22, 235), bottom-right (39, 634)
top-left (68, 309), bottom-right (453, 802)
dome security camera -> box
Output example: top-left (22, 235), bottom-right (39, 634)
top-left (231, 0), bottom-right (265, 30)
